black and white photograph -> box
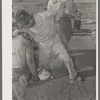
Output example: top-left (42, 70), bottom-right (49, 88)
top-left (3, 0), bottom-right (98, 100)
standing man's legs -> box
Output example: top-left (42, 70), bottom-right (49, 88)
top-left (52, 34), bottom-right (77, 80)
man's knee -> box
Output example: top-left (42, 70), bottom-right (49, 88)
top-left (13, 82), bottom-right (27, 100)
top-left (58, 53), bottom-right (70, 62)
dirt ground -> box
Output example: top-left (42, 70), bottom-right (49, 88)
top-left (26, 76), bottom-right (96, 100)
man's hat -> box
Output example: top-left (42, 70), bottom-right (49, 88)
top-left (15, 9), bottom-right (33, 29)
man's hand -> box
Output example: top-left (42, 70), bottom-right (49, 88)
top-left (75, 10), bottom-right (81, 18)
top-left (19, 75), bottom-right (29, 87)
top-left (60, 0), bottom-right (66, 3)
top-left (12, 29), bottom-right (20, 37)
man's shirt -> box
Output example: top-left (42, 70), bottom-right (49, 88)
top-left (12, 35), bottom-right (32, 68)
top-left (28, 1), bottom-right (61, 42)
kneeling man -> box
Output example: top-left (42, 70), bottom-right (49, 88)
top-left (12, 31), bottom-right (39, 100)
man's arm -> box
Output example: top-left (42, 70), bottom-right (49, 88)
top-left (46, 0), bottom-right (65, 21)
top-left (47, 0), bottom-right (60, 9)
top-left (47, 0), bottom-right (56, 9)
top-left (12, 28), bottom-right (30, 37)
top-left (42, 0), bottom-right (62, 17)
top-left (13, 28), bottom-right (35, 40)
top-left (26, 43), bottom-right (39, 81)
